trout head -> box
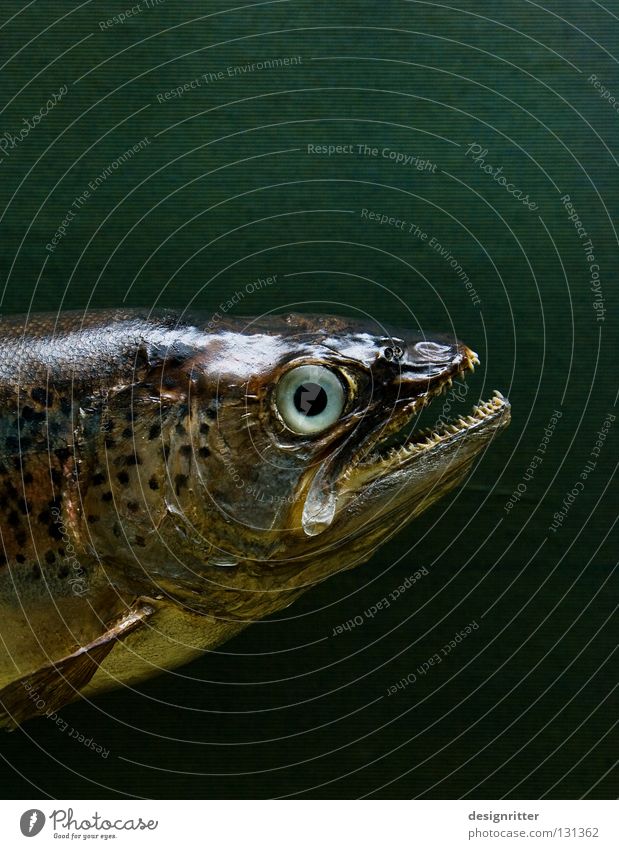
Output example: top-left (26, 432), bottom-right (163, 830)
top-left (124, 312), bottom-right (510, 617)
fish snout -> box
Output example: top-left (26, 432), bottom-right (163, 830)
top-left (385, 332), bottom-right (477, 387)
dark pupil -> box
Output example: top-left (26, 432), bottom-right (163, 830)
top-left (293, 382), bottom-right (328, 417)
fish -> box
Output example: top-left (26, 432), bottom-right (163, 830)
top-left (0, 309), bottom-right (510, 728)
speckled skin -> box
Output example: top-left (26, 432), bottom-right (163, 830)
top-left (0, 309), bottom-right (509, 726)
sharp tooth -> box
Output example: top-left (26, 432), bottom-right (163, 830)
top-left (493, 389), bottom-right (505, 400)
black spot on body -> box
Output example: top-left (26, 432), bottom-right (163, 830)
top-left (92, 472), bottom-right (105, 486)
top-left (48, 522), bottom-right (62, 541)
top-left (205, 408), bottom-right (217, 420)
top-left (199, 446), bottom-right (210, 458)
top-left (117, 471), bottom-right (130, 486)
top-left (31, 387), bottom-right (52, 407)
top-left (102, 491), bottom-right (113, 502)
top-left (87, 514), bottom-right (100, 524)
top-left (149, 422), bottom-right (161, 440)
top-left (16, 553), bottom-right (26, 564)
top-left (199, 422), bottom-right (209, 435)
top-left (7, 510), bottom-right (19, 527)
top-left (5, 435), bottom-right (18, 452)
top-left (175, 474), bottom-right (188, 495)
top-left (31, 564), bottom-right (41, 580)
top-left (59, 397), bottom-right (72, 416)
top-left (15, 530), bottom-right (27, 546)
top-left (148, 477), bottom-right (159, 490)
top-left (45, 550), bottom-right (56, 564)
top-left (122, 427), bottom-right (133, 439)
top-left (180, 444), bottom-right (193, 457)
top-left (134, 535), bottom-right (146, 547)
top-left (126, 453), bottom-right (141, 466)
top-left (57, 565), bottom-right (69, 579)
top-left (4, 481), bottom-right (18, 499)
top-left (127, 501), bottom-right (139, 513)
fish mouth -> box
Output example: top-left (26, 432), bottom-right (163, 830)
top-left (350, 351), bottom-right (510, 484)
top-left (301, 347), bottom-right (510, 536)
top-left (347, 381), bottom-right (511, 479)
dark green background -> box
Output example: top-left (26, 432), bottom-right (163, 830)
top-left (0, 0), bottom-right (616, 799)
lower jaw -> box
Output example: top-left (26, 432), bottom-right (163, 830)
top-left (345, 390), bottom-right (510, 486)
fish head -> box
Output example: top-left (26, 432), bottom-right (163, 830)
top-left (171, 312), bottom-right (510, 602)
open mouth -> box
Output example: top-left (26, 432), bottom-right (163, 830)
top-left (355, 349), bottom-right (511, 474)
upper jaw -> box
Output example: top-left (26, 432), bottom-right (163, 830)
top-left (344, 343), bottom-right (480, 469)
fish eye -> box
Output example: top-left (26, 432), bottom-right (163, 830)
top-left (275, 364), bottom-right (346, 435)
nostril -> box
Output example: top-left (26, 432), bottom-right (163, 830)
top-left (415, 341), bottom-right (453, 359)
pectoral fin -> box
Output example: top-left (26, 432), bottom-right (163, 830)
top-left (0, 602), bottom-right (153, 730)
